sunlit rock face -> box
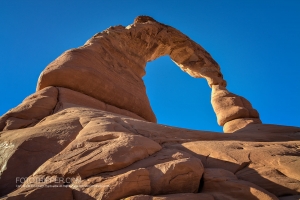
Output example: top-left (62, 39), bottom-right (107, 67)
top-left (1, 16), bottom-right (299, 200)
top-left (36, 15), bottom-right (227, 124)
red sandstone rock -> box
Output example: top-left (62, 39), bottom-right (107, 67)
top-left (1, 107), bottom-right (299, 199)
top-left (33, 117), bottom-right (162, 179)
top-left (36, 16), bottom-right (226, 123)
top-left (0, 112), bottom-right (82, 196)
top-left (0, 86), bottom-right (58, 131)
top-left (148, 158), bottom-right (203, 195)
top-left (1, 16), bottom-right (300, 200)
top-left (211, 85), bottom-right (261, 132)
top-left (202, 168), bottom-right (278, 200)
top-left (71, 169), bottom-right (151, 200)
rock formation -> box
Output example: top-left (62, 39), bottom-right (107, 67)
top-left (0, 16), bottom-right (299, 200)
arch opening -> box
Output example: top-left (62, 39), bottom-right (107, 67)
top-left (143, 56), bottom-right (222, 132)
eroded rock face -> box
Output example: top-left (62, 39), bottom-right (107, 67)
top-left (0, 86), bottom-right (58, 131)
top-left (1, 105), bottom-right (299, 199)
top-left (1, 16), bottom-right (300, 199)
top-left (1, 16), bottom-right (260, 132)
top-left (211, 85), bottom-right (262, 133)
top-left (36, 16), bottom-right (227, 124)
top-left (148, 158), bottom-right (203, 195)
top-left (201, 168), bottom-right (278, 200)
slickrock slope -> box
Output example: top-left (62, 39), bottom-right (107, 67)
top-left (1, 16), bottom-right (299, 200)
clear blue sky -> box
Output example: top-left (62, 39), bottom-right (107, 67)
top-left (1, 0), bottom-right (299, 132)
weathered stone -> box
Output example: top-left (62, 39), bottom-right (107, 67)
top-left (0, 113), bottom-right (82, 196)
top-left (1, 16), bottom-right (300, 200)
top-left (33, 115), bottom-right (162, 179)
top-left (1, 106), bottom-right (300, 199)
top-left (211, 85), bottom-right (260, 127)
top-left (148, 158), bottom-right (203, 195)
top-left (100, 148), bottom-right (196, 178)
top-left (223, 118), bottom-right (262, 133)
top-left (36, 16), bottom-right (226, 123)
top-left (201, 168), bottom-right (278, 200)
top-left (56, 87), bottom-right (146, 121)
top-left (2, 174), bottom-right (74, 199)
top-left (178, 140), bottom-right (300, 196)
top-left (0, 86), bottom-right (58, 131)
top-left (3, 117), bottom-right (38, 131)
top-left (71, 169), bottom-right (151, 200)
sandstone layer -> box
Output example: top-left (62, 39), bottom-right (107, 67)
top-left (1, 103), bottom-right (299, 199)
top-left (1, 16), bottom-right (299, 200)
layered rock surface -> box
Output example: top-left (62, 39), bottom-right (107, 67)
top-left (1, 104), bottom-right (299, 199)
top-left (1, 16), bottom-right (299, 200)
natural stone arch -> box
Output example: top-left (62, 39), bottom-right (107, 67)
top-left (37, 16), bottom-right (261, 132)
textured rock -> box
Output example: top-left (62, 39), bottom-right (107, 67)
top-left (148, 158), bottom-right (203, 195)
top-left (1, 106), bottom-right (300, 199)
top-left (33, 15), bottom-right (261, 131)
top-left (177, 139), bottom-right (300, 196)
top-left (1, 105), bottom-right (299, 199)
top-left (36, 16), bottom-right (226, 123)
top-left (223, 118), bottom-right (262, 133)
top-left (56, 87), bottom-right (146, 121)
top-left (211, 85), bottom-right (261, 132)
top-left (3, 174), bottom-right (73, 200)
top-left (1, 16), bottom-right (300, 200)
top-left (0, 86), bottom-right (58, 131)
top-left (0, 112), bottom-right (82, 196)
top-left (33, 115), bottom-right (162, 179)
top-left (71, 169), bottom-right (151, 200)
top-left (201, 168), bottom-right (278, 200)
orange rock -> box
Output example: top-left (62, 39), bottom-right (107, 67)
top-left (1, 107), bottom-right (300, 199)
top-left (0, 86), bottom-right (58, 131)
top-left (32, 116), bottom-right (162, 179)
top-left (36, 16), bottom-right (226, 123)
top-left (1, 16), bottom-right (300, 200)
top-left (223, 118), bottom-right (262, 133)
top-left (211, 84), bottom-right (261, 132)
top-left (0, 112), bottom-right (82, 196)
top-left (148, 158), bottom-right (204, 195)
top-left (71, 169), bottom-right (151, 200)
top-left (202, 168), bottom-right (278, 200)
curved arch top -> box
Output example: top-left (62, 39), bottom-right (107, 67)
top-left (85, 16), bottom-right (227, 87)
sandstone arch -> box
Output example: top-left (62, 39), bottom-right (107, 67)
top-left (37, 16), bottom-right (261, 132)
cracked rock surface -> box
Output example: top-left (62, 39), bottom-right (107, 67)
top-left (1, 104), bottom-right (299, 199)
top-left (1, 16), bottom-right (300, 199)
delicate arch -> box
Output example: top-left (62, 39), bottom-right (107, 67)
top-left (37, 16), bottom-right (260, 132)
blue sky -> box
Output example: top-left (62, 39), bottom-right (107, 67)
top-left (1, 0), bottom-right (299, 132)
